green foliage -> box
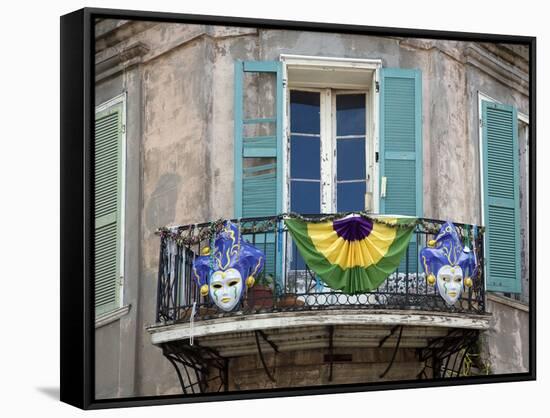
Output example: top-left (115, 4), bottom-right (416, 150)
top-left (256, 272), bottom-right (275, 289)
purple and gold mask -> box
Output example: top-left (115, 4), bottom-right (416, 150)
top-left (193, 222), bottom-right (265, 311)
top-left (420, 222), bottom-right (476, 305)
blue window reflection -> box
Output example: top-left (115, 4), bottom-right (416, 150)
top-left (336, 94), bottom-right (366, 136)
top-left (337, 182), bottom-right (366, 212)
top-left (291, 135), bottom-right (320, 180)
top-left (291, 181), bottom-right (320, 214)
top-left (290, 91), bottom-right (320, 135)
top-left (337, 138), bottom-right (365, 181)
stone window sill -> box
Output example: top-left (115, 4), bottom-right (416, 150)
top-left (95, 304), bottom-right (131, 329)
top-left (487, 293), bottom-right (529, 312)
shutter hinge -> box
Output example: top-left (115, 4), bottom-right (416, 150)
top-left (375, 151), bottom-right (379, 163)
top-left (121, 124), bottom-right (126, 134)
top-left (479, 119), bottom-right (483, 128)
top-left (375, 81), bottom-right (380, 93)
top-left (119, 275), bottom-right (124, 286)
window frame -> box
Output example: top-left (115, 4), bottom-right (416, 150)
top-left (94, 92), bottom-right (127, 317)
top-left (281, 55), bottom-right (382, 215)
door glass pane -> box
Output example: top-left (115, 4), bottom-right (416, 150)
top-left (336, 94), bottom-right (366, 136)
top-left (291, 181), bottom-right (320, 214)
top-left (291, 135), bottom-right (321, 180)
top-left (290, 91), bottom-right (321, 135)
top-left (337, 138), bottom-right (366, 181)
top-left (337, 182), bottom-right (366, 212)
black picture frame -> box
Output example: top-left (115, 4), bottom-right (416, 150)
top-left (60, 7), bottom-right (536, 410)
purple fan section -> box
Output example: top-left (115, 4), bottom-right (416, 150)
top-left (333, 216), bottom-right (373, 241)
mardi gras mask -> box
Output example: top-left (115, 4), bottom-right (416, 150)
top-left (193, 221), bottom-right (265, 312)
top-left (436, 265), bottom-right (464, 305)
top-left (420, 222), bottom-right (476, 306)
top-left (209, 268), bottom-right (243, 311)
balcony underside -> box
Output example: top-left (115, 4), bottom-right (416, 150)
top-left (148, 309), bottom-right (491, 356)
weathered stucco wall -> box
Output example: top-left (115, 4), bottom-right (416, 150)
top-left (94, 20), bottom-right (530, 397)
top-left (484, 295), bottom-right (529, 373)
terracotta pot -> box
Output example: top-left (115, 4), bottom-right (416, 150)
top-left (246, 285), bottom-right (274, 308)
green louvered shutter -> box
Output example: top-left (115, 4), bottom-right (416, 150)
top-left (95, 102), bottom-right (123, 316)
top-left (242, 163), bottom-right (277, 217)
top-left (380, 68), bottom-right (422, 273)
top-left (234, 60), bottom-right (283, 218)
top-left (482, 101), bottom-right (521, 293)
top-left (234, 61), bottom-right (283, 279)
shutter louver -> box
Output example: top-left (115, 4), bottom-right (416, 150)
top-left (95, 223), bottom-right (118, 307)
top-left (94, 103), bottom-right (123, 316)
top-left (380, 68), bottom-right (423, 274)
top-left (380, 68), bottom-right (422, 217)
top-left (483, 102), bottom-right (521, 293)
top-left (242, 163), bottom-right (277, 217)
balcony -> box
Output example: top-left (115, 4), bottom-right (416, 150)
top-left (154, 215), bottom-right (485, 322)
top-left (148, 215), bottom-right (491, 393)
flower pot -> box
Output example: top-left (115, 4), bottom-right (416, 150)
top-left (246, 285), bottom-right (274, 309)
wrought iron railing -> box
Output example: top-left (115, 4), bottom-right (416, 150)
top-left (155, 215), bottom-right (485, 324)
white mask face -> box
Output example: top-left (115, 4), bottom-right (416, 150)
top-left (209, 268), bottom-right (243, 311)
top-left (436, 265), bottom-right (464, 305)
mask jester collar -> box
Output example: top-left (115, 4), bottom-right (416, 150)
top-left (419, 222), bottom-right (477, 305)
top-left (192, 221), bottom-right (265, 311)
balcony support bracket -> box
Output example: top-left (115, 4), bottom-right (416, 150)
top-left (255, 330), bottom-right (277, 382)
top-left (328, 325), bottom-right (335, 382)
top-left (416, 329), bottom-right (480, 378)
top-left (162, 341), bottom-right (229, 394)
top-left (378, 324), bottom-right (400, 348)
top-left (258, 330), bottom-right (279, 353)
top-left (379, 325), bottom-right (404, 378)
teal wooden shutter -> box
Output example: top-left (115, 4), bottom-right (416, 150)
top-left (234, 60), bottom-right (283, 218)
top-left (380, 68), bottom-right (422, 273)
top-left (234, 61), bottom-right (283, 280)
top-left (379, 68), bottom-right (422, 216)
top-left (95, 102), bottom-right (123, 316)
top-left (482, 101), bottom-right (521, 293)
